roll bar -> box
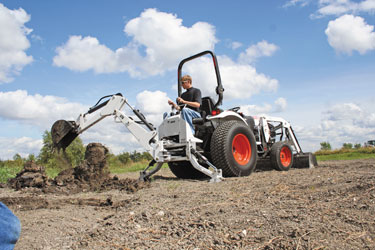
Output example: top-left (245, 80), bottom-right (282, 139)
top-left (177, 51), bottom-right (224, 110)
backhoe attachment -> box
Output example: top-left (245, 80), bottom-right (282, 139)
top-left (51, 120), bottom-right (79, 150)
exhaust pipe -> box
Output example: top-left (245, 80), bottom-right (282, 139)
top-left (51, 120), bottom-right (79, 150)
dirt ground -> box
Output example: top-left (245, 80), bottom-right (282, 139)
top-left (1, 158), bottom-right (374, 250)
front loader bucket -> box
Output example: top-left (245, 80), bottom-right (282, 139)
top-left (51, 120), bottom-right (79, 150)
top-left (293, 152), bottom-right (318, 169)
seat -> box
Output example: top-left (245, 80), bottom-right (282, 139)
top-left (192, 96), bottom-right (215, 125)
top-left (200, 96), bottom-right (214, 118)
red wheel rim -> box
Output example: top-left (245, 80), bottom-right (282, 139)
top-left (232, 134), bottom-right (251, 165)
top-left (280, 146), bottom-right (292, 167)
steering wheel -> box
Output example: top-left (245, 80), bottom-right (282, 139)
top-left (178, 104), bottom-right (187, 110)
top-left (229, 107), bottom-right (240, 112)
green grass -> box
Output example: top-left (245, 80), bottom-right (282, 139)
top-left (0, 158), bottom-right (163, 184)
top-left (0, 160), bottom-right (167, 184)
top-left (109, 160), bottom-right (167, 174)
top-left (316, 152), bottom-right (375, 161)
top-left (315, 147), bottom-right (375, 161)
top-left (109, 161), bottom-right (147, 174)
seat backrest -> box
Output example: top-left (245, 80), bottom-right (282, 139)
top-left (200, 96), bottom-right (214, 117)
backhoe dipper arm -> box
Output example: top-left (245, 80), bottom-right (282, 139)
top-left (78, 95), bottom-right (158, 152)
top-left (52, 94), bottom-right (159, 155)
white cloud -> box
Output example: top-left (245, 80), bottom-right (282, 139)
top-left (284, 0), bottom-right (375, 18)
top-left (313, 0), bottom-right (375, 18)
top-left (230, 41), bottom-right (243, 50)
top-left (239, 104), bottom-right (273, 115)
top-left (323, 102), bottom-right (363, 120)
top-left (0, 3), bottom-right (33, 83)
top-left (183, 56), bottom-right (278, 100)
top-left (136, 90), bottom-right (170, 115)
top-left (239, 97), bottom-right (287, 116)
top-left (238, 40), bottom-right (279, 64)
top-left (296, 102), bottom-right (375, 151)
top-left (274, 97), bottom-right (287, 112)
top-left (283, 0), bottom-right (310, 8)
top-left (52, 10), bottom-right (280, 105)
top-left (0, 90), bottom-right (86, 129)
top-left (0, 90), bottom-right (87, 159)
top-left (0, 137), bottom-right (43, 160)
top-left (53, 8), bottom-right (217, 77)
top-left (135, 90), bottom-right (170, 126)
top-left (80, 118), bottom-right (142, 155)
top-left (53, 36), bottom-right (117, 73)
top-left (325, 14), bottom-right (375, 54)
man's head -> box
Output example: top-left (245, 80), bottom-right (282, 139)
top-left (181, 75), bottom-right (192, 89)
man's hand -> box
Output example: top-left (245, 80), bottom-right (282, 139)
top-left (168, 99), bottom-right (179, 110)
top-left (176, 97), bottom-right (185, 104)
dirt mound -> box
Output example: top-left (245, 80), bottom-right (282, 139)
top-left (52, 143), bottom-right (149, 193)
top-left (7, 143), bottom-right (149, 194)
top-left (7, 161), bottom-right (50, 190)
top-left (54, 143), bottom-right (110, 187)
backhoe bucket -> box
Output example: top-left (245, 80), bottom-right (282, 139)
top-left (293, 152), bottom-right (318, 169)
top-left (51, 120), bottom-right (79, 150)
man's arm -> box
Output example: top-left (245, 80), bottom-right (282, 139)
top-left (176, 97), bottom-right (200, 108)
top-left (177, 88), bottom-right (201, 109)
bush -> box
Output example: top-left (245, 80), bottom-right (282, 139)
top-left (315, 146), bottom-right (375, 157)
top-left (38, 130), bottom-right (85, 168)
top-left (117, 152), bottom-right (131, 165)
top-left (342, 143), bottom-right (353, 149)
top-left (0, 160), bottom-right (24, 183)
top-left (107, 151), bottom-right (153, 174)
top-left (320, 142), bottom-right (332, 151)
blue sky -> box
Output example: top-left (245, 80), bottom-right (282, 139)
top-left (0, 0), bottom-right (375, 159)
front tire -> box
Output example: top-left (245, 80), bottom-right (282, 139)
top-left (210, 120), bottom-right (257, 177)
top-left (270, 142), bottom-right (294, 171)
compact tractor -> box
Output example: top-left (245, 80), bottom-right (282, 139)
top-left (51, 51), bottom-right (317, 182)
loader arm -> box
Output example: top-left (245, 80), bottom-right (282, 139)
top-left (258, 115), bottom-right (302, 153)
top-left (256, 115), bottom-right (317, 168)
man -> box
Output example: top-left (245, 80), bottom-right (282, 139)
top-left (167, 75), bottom-right (202, 134)
top-left (0, 202), bottom-right (21, 250)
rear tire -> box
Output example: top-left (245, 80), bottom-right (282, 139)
top-left (168, 161), bottom-right (207, 179)
top-left (210, 120), bottom-right (257, 177)
top-left (270, 142), bottom-right (294, 171)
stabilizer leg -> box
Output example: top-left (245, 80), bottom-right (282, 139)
top-left (189, 148), bottom-right (223, 183)
top-left (139, 160), bottom-right (163, 182)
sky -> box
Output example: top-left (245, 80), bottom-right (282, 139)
top-left (0, 0), bottom-right (374, 159)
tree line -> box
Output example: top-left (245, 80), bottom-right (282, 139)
top-left (320, 141), bottom-right (364, 151)
top-left (2, 131), bottom-right (152, 169)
